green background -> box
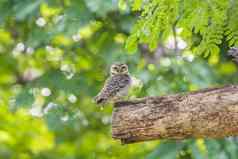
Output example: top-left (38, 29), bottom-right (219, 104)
top-left (0, 0), bottom-right (238, 158)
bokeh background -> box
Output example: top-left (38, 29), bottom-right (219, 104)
top-left (0, 0), bottom-right (238, 159)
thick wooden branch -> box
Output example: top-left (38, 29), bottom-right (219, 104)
top-left (112, 85), bottom-right (238, 144)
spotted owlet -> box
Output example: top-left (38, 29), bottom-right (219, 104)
top-left (228, 47), bottom-right (238, 63)
top-left (94, 63), bottom-right (131, 105)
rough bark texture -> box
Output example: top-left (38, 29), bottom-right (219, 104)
top-left (112, 85), bottom-right (238, 144)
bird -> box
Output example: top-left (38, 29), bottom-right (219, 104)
top-left (94, 63), bottom-right (131, 105)
top-left (228, 47), bottom-right (238, 63)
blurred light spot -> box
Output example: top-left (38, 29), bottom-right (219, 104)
top-left (61, 115), bottom-right (69, 122)
top-left (118, 0), bottom-right (127, 11)
top-left (176, 56), bottom-right (184, 62)
top-left (31, 94), bottom-right (45, 109)
top-left (161, 58), bottom-right (171, 67)
top-left (45, 46), bottom-right (63, 61)
top-left (139, 72), bottom-right (150, 83)
top-left (176, 28), bottom-right (183, 34)
top-left (36, 17), bottom-right (46, 27)
top-left (23, 68), bottom-right (42, 81)
top-left (196, 139), bottom-right (207, 154)
top-left (131, 76), bottom-right (143, 87)
top-left (16, 42), bottom-right (25, 51)
top-left (45, 45), bottom-right (54, 52)
top-left (208, 52), bottom-right (219, 65)
top-left (72, 34), bottom-right (81, 42)
top-left (82, 119), bottom-right (89, 126)
top-left (73, 111), bottom-right (88, 126)
top-left (102, 116), bottom-right (111, 125)
top-left (12, 50), bottom-right (20, 57)
top-left (41, 88), bottom-right (51, 97)
top-left (148, 64), bottom-right (155, 71)
top-left (60, 64), bottom-right (76, 79)
top-left (52, 35), bottom-right (72, 46)
top-left (165, 36), bottom-right (187, 50)
top-left (43, 102), bottom-right (57, 114)
top-left (0, 131), bottom-right (11, 142)
top-left (12, 42), bottom-right (25, 57)
top-left (40, 3), bottom-right (61, 18)
top-left (79, 22), bottom-right (102, 39)
top-left (157, 76), bottom-right (163, 81)
top-left (68, 94), bottom-right (77, 103)
top-left (29, 88), bottom-right (39, 97)
top-left (9, 98), bottom-right (16, 111)
top-left (219, 62), bottom-right (237, 75)
top-left (189, 84), bottom-right (199, 91)
top-left (178, 40), bottom-right (187, 49)
top-left (85, 1), bottom-right (98, 12)
top-left (184, 54), bottom-right (194, 62)
top-left (53, 15), bottom-right (64, 24)
top-left (79, 26), bottom-right (93, 39)
top-left (26, 47), bottom-right (34, 55)
top-left (74, 110), bottom-right (82, 118)
top-left (29, 106), bottom-right (43, 117)
top-left (114, 33), bottom-right (126, 43)
top-left (60, 64), bottom-right (69, 71)
top-left (0, 29), bottom-right (12, 45)
top-left (183, 76), bottom-right (187, 81)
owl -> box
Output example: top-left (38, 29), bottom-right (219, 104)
top-left (228, 47), bottom-right (238, 63)
top-left (94, 63), bottom-right (131, 105)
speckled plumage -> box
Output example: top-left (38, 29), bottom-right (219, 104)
top-left (228, 47), bottom-right (238, 63)
top-left (94, 64), bottom-right (131, 105)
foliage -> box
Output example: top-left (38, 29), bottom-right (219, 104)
top-left (0, 106), bottom-right (54, 158)
top-left (126, 0), bottom-right (238, 57)
top-left (0, 0), bottom-right (237, 159)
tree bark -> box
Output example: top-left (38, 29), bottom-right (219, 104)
top-left (112, 85), bottom-right (238, 144)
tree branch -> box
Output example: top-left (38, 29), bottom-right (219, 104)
top-left (112, 85), bottom-right (238, 144)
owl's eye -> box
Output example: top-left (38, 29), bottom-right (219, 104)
top-left (121, 66), bottom-right (127, 70)
top-left (113, 67), bottom-right (119, 72)
top-left (120, 66), bottom-right (128, 72)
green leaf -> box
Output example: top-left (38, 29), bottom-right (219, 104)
top-left (118, 0), bottom-right (127, 11)
top-left (132, 0), bottom-right (142, 11)
top-left (146, 141), bottom-right (183, 159)
top-left (205, 139), bottom-right (222, 159)
top-left (190, 141), bottom-right (206, 159)
top-left (125, 34), bottom-right (138, 53)
top-left (84, 0), bottom-right (117, 17)
top-left (15, 0), bottom-right (42, 20)
top-left (15, 88), bottom-right (34, 108)
top-left (223, 138), bottom-right (238, 159)
top-left (43, 103), bottom-right (65, 131)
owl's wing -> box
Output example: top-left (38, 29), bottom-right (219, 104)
top-left (94, 74), bottom-right (131, 104)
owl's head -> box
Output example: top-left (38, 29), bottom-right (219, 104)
top-left (110, 63), bottom-right (129, 76)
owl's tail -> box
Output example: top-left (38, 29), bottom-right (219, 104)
top-left (94, 95), bottom-right (107, 105)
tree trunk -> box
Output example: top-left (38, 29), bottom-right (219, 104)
top-left (112, 85), bottom-right (238, 144)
